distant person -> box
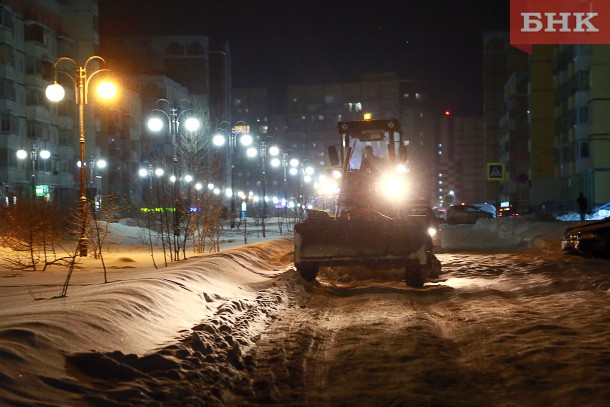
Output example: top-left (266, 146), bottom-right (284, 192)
top-left (576, 192), bottom-right (588, 221)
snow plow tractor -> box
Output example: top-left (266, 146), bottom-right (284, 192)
top-left (294, 119), bottom-right (441, 288)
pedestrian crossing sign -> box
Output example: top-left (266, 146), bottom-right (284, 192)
top-left (487, 163), bottom-right (505, 181)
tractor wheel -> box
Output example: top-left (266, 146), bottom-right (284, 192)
top-left (405, 265), bottom-right (425, 288)
top-left (298, 264), bottom-right (319, 282)
top-left (427, 253), bottom-right (442, 279)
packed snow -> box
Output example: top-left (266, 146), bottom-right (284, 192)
top-left (0, 214), bottom-right (608, 405)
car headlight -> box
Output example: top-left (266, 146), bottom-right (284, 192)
top-left (427, 226), bottom-right (437, 237)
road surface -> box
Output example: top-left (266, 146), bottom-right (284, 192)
top-left (227, 252), bottom-right (610, 406)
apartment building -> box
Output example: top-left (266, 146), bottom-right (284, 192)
top-left (0, 1), bottom-right (82, 205)
top-left (483, 33), bottom-right (529, 204)
top-left (499, 72), bottom-right (530, 212)
top-left (484, 33), bottom-right (610, 212)
top-left (554, 45), bottom-right (610, 208)
top-left (438, 114), bottom-right (485, 206)
top-left (528, 45), bottom-right (558, 210)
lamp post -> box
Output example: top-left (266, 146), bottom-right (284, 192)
top-left (213, 121), bottom-right (250, 228)
top-left (45, 56), bottom-right (117, 257)
top-left (273, 153), bottom-right (299, 212)
top-left (16, 144), bottom-right (51, 200)
top-left (85, 157), bottom-right (106, 209)
top-left (246, 141), bottom-right (279, 238)
top-left (138, 164), bottom-right (154, 203)
top-left (147, 98), bottom-right (200, 260)
top-left (270, 152), bottom-right (299, 232)
top-left (299, 165), bottom-right (315, 218)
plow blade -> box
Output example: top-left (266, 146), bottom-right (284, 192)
top-left (294, 218), bottom-right (437, 287)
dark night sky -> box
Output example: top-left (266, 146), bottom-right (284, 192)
top-left (99, 0), bottom-right (511, 115)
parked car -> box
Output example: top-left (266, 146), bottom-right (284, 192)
top-left (561, 218), bottom-right (610, 258)
top-left (445, 204), bottom-right (495, 225)
top-left (497, 205), bottom-right (521, 217)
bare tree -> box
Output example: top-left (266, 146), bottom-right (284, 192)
top-left (0, 196), bottom-right (81, 276)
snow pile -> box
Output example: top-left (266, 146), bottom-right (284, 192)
top-left (556, 209), bottom-right (610, 221)
top-left (440, 217), bottom-right (568, 252)
top-left (0, 235), bottom-right (298, 405)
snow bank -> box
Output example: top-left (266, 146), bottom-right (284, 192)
top-left (0, 237), bottom-right (297, 405)
top-left (556, 209), bottom-right (610, 221)
top-left (440, 217), bottom-right (568, 253)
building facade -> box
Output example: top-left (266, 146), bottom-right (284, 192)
top-left (484, 34), bottom-right (610, 213)
top-left (483, 32), bottom-right (529, 205)
top-left (438, 115), bottom-right (485, 206)
top-left (554, 45), bottom-right (610, 209)
top-left (0, 0), bottom-right (92, 206)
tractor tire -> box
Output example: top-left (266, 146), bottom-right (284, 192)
top-left (405, 265), bottom-right (425, 288)
top-left (428, 253), bottom-right (442, 279)
top-left (298, 264), bottom-right (319, 282)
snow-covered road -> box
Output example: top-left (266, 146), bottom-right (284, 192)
top-left (227, 252), bottom-right (610, 406)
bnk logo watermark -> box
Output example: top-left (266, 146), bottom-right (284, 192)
top-left (510, 0), bottom-right (610, 53)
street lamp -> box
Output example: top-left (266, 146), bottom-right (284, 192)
top-left (46, 56), bottom-right (117, 257)
top-left (272, 153), bottom-right (300, 203)
top-left (86, 157), bottom-right (106, 204)
top-left (213, 121), bottom-right (250, 228)
top-left (138, 165), bottom-right (154, 201)
top-left (270, 152), bottom-right (300, 229)
top-left (246, 140), bottom-right (279, 238)
top-left (16, 144), bottom-right (51, 200)
top-left (147, 98), bottom-right (200, 259)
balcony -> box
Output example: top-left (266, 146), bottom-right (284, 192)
top-left (24, 106), bottom-right (52, 122)
top-left (0, 28), bottom-right (14, 44)
top-left (24, 41), bottom-right (50, 58)
top-left (0, 64), bottom-right (15, 80)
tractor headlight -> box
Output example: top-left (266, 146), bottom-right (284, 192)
top-left (379, 173), bottom-right (407, 201)
top-left (318, 178), bottom-right (340, 196)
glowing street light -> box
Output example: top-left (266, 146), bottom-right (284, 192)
top-left (16, 144), bottom-right (51, 200)
top-left (88, 158), bottom-right (107, 206)
top-left (46, 55), bottom-right (117, 256)
top-left (245, 140), bottom-right (279, 238)
top-left (147, 98), bottom-right (200, 259)
top-left (213, 122), bottom-right (251, 228)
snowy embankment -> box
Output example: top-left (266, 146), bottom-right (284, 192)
top-left (0, 233), bottom-right (299, 405)
top-left (440, 216), bottom-right (570, 253)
